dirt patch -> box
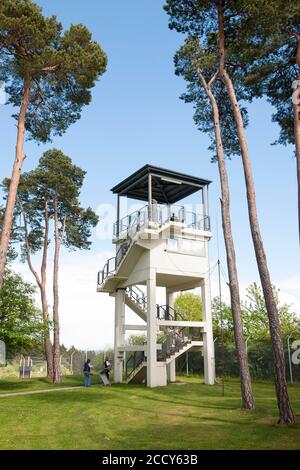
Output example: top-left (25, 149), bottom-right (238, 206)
top-left (254, 416), bottom-right (278, 425)
top-left (255, 415), bottom-right (300, 426)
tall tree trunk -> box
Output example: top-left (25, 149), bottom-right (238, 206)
top-left (218, 5), bottom-right (294, 425)
top-left (197, 70), bottom-right (255, 410)
top-left (0, 79), bottom-right (31, 289)
top-left (52, 194), bottom-right (62, 384)
top-left (293, 37), bottom-right (300, 244)
top-left (18, 198), bottom-right (53, 378)
top-left (40, 200), bottom-right (53, 379)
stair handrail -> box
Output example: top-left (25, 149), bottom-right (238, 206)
top-left (125, 350), bottom-right (145, 382)
top-left (158, 326), bottom-right (192, 361)
top-left (156, 304), bottom-right (186, 322)
top-left (126, 285), bottom-right (147, 312)
top-left (97, 235), bottom-right (133, 287)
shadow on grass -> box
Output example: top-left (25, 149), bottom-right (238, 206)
top-left (16, 386), bottom-right (117, 405)
top-left (18, 384), bottom-right (242, 418)
top-left (110, 383), bottom-right (243, 411)
top-left (13, 386), bottom-right (253, 428)
top-left (110, 402), bottom-right (251, 426)
top-left (6, 381), bottom-right (237, 412)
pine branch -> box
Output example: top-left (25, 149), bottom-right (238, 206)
top-left (40, 65), bottom-right (59, 73)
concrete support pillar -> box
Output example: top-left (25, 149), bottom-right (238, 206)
top-left (167, 360), bottom-right (176, 382)
top-left (166, 289), bottom-right (175, 308)
top-left (201, 276), bottom-right (215, 385)
top-left (146, 269), bottom-right (157, 388)
top-left (114, 289), bottom-right (125, 383)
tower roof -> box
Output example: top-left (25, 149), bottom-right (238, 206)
top-left (111, 164), bottom-right (211, 204)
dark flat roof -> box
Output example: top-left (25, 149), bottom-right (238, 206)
top-left (111, 164), bottom-right (211, 204)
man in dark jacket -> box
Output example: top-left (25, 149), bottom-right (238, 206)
top-left (83, 359), bottom-right (91, 387)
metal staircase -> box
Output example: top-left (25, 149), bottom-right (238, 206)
top-left (123, 287), bottom-right (189, 323)
top-left (125, 351), bottom-right (146, 384)
top-left (97, 209), bottom-right (147, 288)
top-left (124, 285), bottom-right (147, 322)
top-left (124, 288), bottom-right (201, 384)
top-left (125, 328), bottom-right (196, 384)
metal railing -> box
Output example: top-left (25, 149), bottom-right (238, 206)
top-left (98, 204), bottom-right (210, 287)
top-left (125, 351), bottom-right (146, 382)
top-left (126, 285), bottom-right (147, 313)
top-left (113, 204), bottom-right (210, 238)
top-left (123, 289), bottom-right (195, 377)
top-left (97, 238), bottom-right (131, 286)
top-left (156, 304), bottom-right (185, 322)
top-left (125, 327), bottom-right (192, 380)
top-left (158, 327), bottom-right (192, 362)
top-left (114, 205), bottom-right (149, 239)
top-left (157, 306), bottom-right (193, 361)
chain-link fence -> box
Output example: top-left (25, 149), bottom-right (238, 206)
top-left (1, 341), bottom-right (299, 383)
top-left (0, 348), bottom-right (115, 379)
top-left (176, 339), bottom-right (300, 382)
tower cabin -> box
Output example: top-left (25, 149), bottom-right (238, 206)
top-left (97, 165), bottom-right (215, 387)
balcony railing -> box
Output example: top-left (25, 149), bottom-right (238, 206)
top-left (97, 204), bottom-right (210, 288)
top-left (113, 204), bottom-right (210, 238)
top-left (97, 238), bottom-right (131, 286)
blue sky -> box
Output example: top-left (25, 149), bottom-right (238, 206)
top-left (0, 1), bottom-right (299, 348)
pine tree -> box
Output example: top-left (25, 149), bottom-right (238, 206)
top-left (172, 35), bottom-right (255, 410)
top-left (0, 0), bottom-right (107, 287)
top-left (164, 0), bottom-right (295, 424)
top-left (3, 149), bottom-right (99, 382)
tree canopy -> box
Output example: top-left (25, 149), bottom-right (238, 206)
top-left (213, 283), bottom-right (300, 344)
top-left (227, 0), bottom-right (300, 148)
top-left (0, 269), bottom-right (44, 356)
top-left (174, 292), bottom-right (202, 321)
top-left (174, 35), bottom-right (248, 162)
top-left (7, 149), bottom-right (99, 255)
top-left (0, 0), bottom-right (107, 142)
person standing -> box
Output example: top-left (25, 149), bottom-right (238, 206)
top-left (83, 359), bottom-right (91, 387)
top-left (104, 357), bottom-right (111, 381)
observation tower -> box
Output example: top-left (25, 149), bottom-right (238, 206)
top-left (97, 165), bottom-right (215, 387)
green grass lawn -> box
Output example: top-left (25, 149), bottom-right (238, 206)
top-left (0, 375), bottom-right (83, 394)
top-left (0, 376), bottom-right (299, 450)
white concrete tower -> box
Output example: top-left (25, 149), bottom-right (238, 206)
top-left (97, 165), bottom-right (215, 388)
